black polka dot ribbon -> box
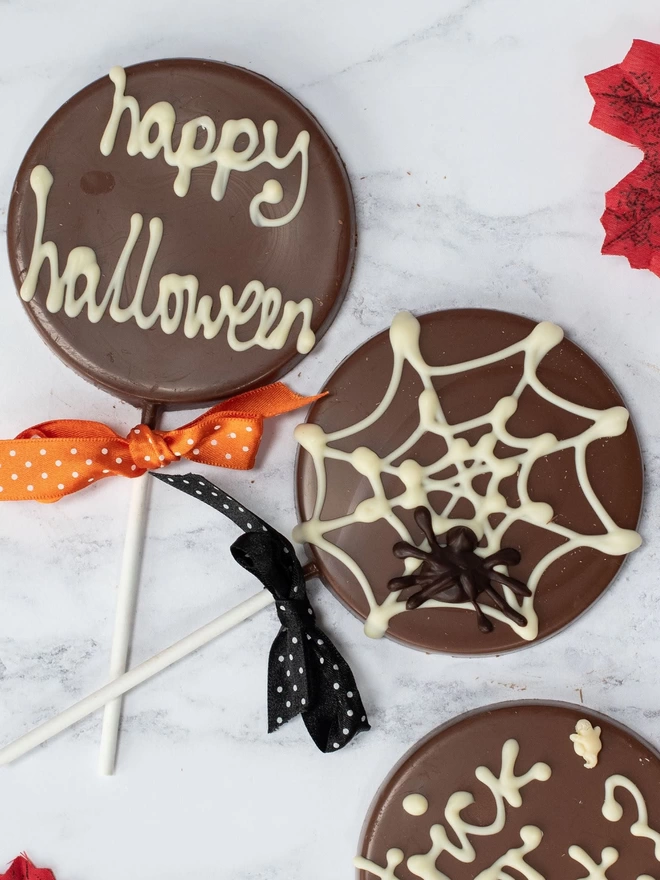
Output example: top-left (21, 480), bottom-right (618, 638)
top-left (153, 472), bottom-right (370, 753)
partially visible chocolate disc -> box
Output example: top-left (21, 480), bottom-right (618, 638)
top-left (294, 309), bottom-right (642, 655)
top-left (356, 701), bottom-right (660, 879)
top-left (8, 60), bottom-right (355, 405)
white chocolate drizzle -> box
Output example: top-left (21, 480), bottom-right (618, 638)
top-left (356, 735), bottom-right (659, 880)
top-left (355, 848), bottom-right (404, 880)
top-left (563, 773), bottom-right (660, 879)
top-left (571, 719), bottom-right (603, 769)
top-left (100, 66), bottom-right (310, 228)
top-left (603, 775), bottom-right (660, 860)
top-left (294, 310), bottom-right (641, 640)
top-left (568, 846), bottom-right (619, 878)
top-left (19, 165), bottom-right (315, 353)
top-left (473, 826), bottom-right (544, 879)
top-left (354, 738), bottom-right (551, 880)
top-left (403, 794), bottom-right (429, 816)
top-left (569, 844), bottom-right (655, 880)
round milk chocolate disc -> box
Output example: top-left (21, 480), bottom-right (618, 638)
top-left (8, 60), bottom-right (355, 405)
top-left (356, 701), bottom-right (660, 879)
top-left (294, 309), bottom-right (642, 655)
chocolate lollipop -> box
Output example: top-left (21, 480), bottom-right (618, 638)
top-left (9, 59), bottom-right (355, 404)
top-left (5, 59), bottom-right (355, 772)
top-left (355, 701), bottom-right (660, 879)
top-left (294, 310), bottom-right (642, 655)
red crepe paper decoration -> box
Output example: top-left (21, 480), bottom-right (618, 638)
top-left (586, 39), bottom-right (660, 276)
top-left (0, 856), bottom-right (56, 880)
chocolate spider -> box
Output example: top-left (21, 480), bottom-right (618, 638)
top-left (387, 507), bottom-right (531, 634)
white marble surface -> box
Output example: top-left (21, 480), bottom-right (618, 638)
top-left (0, 0), bottom-right (659, 877)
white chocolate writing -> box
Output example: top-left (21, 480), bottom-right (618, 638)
top-left (569, 846), bottom-right (619, 879)
top-left (101, 66), bottom-right (310, 227)
top-left (603, 775), bottom-right (660, 860)
top-left (19, 165), bottom-right (315, 353)
top-left (402, 794), bottom-right (429, 816)
top-left (569, 844), bottom-right (655, 880)
top-left (354, 739), bottom-right (551, 880)
top-left (564, 773), bottom-right (660, 879)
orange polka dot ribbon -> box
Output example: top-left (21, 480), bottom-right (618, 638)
top-left (0, 382), bottom-right (324, 503)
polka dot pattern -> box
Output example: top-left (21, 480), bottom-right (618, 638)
top-left (155, 471), bottom-right (370, 753)
top-left (0, 385), bottom-right (323, 500)
top-left (1, 406), bottom-right (276, 500)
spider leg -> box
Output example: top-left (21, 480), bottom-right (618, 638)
top-left (459, 573), bottom-right (493, 633)
top-left (471, 600), bottom-right (494, 633)
top-left (392, 541), bottom-right (434, 563)
top-left (413, 507), bottom-right (441, 548)
top-left (387, 572), bottom-right (438, 592)
top-left (484, 585), bottom-right (528, 627)
top-left (487, 570), bottom-right (531, 597)
top-left (483, 547), bottom-right (521, 568)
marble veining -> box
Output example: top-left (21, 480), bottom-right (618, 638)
top-left (0, 1), bottom-right (660, 878)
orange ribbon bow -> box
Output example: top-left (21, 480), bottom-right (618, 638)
top-left (0, 382), bottom-right (323, 502)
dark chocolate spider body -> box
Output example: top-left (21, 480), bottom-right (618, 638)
top-left (387, 507), bottom-right (531, 634)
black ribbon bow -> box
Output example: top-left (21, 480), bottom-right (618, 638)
top-left (153, 472), bottom-right (370, 753)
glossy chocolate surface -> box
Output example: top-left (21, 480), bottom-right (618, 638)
top-left (296, 310), bottom-right (642, 654)
top-left (357, 701), bottom-right (660, 879)
top-left (8, 59), bottom-right (355, 405)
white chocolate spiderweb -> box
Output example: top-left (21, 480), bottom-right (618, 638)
top-left (294, 312), bottom-right (641, 641)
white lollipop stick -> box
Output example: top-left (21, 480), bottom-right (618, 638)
top-left (0, 589), bottom-right (275, 767)
top-left (98, 403), bottom-right (159, 776)
top-left (98, 472), bottom-right (152, 774)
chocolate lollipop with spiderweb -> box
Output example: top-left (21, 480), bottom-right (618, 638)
top-left (294, 309), bottom-right (642, 655)
top-left (4, 59), bottom-right (355, 772)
